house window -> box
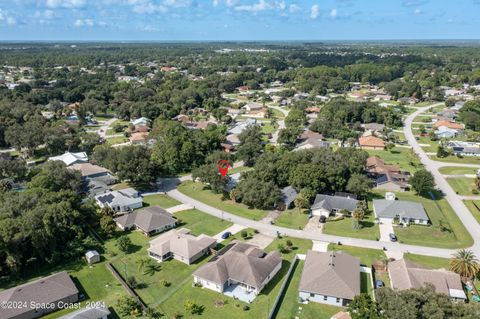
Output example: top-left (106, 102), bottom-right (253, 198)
top-left (336, 298), bottom-right (340, 303)
top-left (323, 296), bottom-right (327, 301)
top-left (310, 293), bottom-right (315, 297)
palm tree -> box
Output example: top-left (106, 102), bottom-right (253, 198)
top-left (144, 263), bottom-right (161, 276)
top-left (450, 249), bottom-right (480, 279)
top-left (137, 258), bottom-right (150, 272)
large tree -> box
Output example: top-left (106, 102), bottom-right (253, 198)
top-left (410, 169), bottom-right (435, 196)
top-left (450, 249), bottom-right (480, 279)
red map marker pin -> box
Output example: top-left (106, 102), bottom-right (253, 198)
top-left (217, 160), bottom-right (230, 177)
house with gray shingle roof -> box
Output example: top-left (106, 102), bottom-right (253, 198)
top-left (0, 271), bottom-right (79, 319)
top-left (148, 228), bottom-right (217, 264)
top-left (373, 199), bottom-right (429, 225)
top-left (114, 206), bottom-right (177, 236)
top-left (193, 241), bottom-right (282, 302)
top-left (311, 194), bottom-right (358, 217)
top-left (276, 186), bottom-right (298, 211)
top-left (299, 250), bottom-right (360, 306)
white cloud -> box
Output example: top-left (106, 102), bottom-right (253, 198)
top-left (74, 18), bottom-right (94, 27)
top-left (35, 9), bottom-right (55, 19)
top-left (235, 0), bottom-right (270, 13)
top-left (289, 4), bottom-right (300, 13)
top-left (310, 4), bottom-right (319, 19)
top-left (414, 8), bottom-right (422, 15)
top-left (330, 8), bottom-right (337, 18)
top-left (46, 0), bottom-right (86, 9)
top-left (212, 0), bottom-right (219, 6)
top-left (163, 0), bottom-right (191, 7)
top-left (0, 9), bottom-right (16, 26)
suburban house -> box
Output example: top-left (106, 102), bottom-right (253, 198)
top-left (131, 117), bottom-right (151, 127)
top-left (388, 259), bottom-right (466, 301)
top-left (129, 132), bottom-right (149, 145)
top-left (114, 206), bottom-right (177, 236)
top-left (433, 120), bottom-right (465, 131)
top-left (311, 194), bottom-right (358, 217)
top-left (86, 180), bottom-right (111, 198)
top-left (68, 163), bottom-right (115, 182)
top-left (276, 186), bottom-right (298, 211)
top-left (228, 118), bottom-right (259, 135)
top-left (48, 151), bottom-right (88, 166)
top-left (299, 251), bottom-right (360, 306)
top-left (95, 188), bottom-right (143, 213)
top-left (366, 156), bottom-right (410, 192)
top-left (358, 136), bottom-right (385, 150)
top-left (193, 242), bottom-right (282, 303)
top-left (148, 228), bottom-right (217, 264)
top-left (447, 141), bottom-right (480, 157)
top-left (435, 126), bottom-right (459, 139)
top-left (225, 172), bottom-right (241, 192)
top-left (362, 123), bottom-right (385, 136)
top-left (373, 197), bottom-right (429, 225)
top-left (58, 304), bottom-right (110, 319)
top-left (0, 271), bottom-right (79, 319)
top-left (295, 130), bottom-right (330, 150)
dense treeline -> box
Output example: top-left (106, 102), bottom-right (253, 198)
top-left (0, 161), bottom-right (98, 277)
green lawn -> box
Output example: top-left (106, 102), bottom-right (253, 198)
top-left (174, 209), bottom-right (232, 236)
top-left (228, 166), bottom-right (253, 175)
top-left (386, 191), bottom-right (473, 248)
top-left (275, 209), bottom-right (310, 230)
top-left (447, 177), bottom-right (476, 196)
top-left (327, 244), bottom-right (387, 267)
top-left (464, 200), bottom-right (480, 224)
top-left (366, 147), bottom-right (421, 172)
top-left (265, 236), bottom-right (313, 257)
top-left (404, 253), bottom-right (450, 269)
top-left (439, 166), bottom-right (478, 175)
top-left (274, 260), bottom-right (343, 319)
top-left (262, 122), bottom-right (278, 134)
top-left (177, 181), bottom-right (267, 220)
top-left (143, 194), bottom-right (181, 209)
top-left (431, 155), bottom-right (480, 165)
top-left (111, 182), bottom-right (131, 191)
top-left (323, 214), bottom-right (380, 241)
top-left (160, 259), bottom-right (294, 319)
top-left (270, 108), bottom-right (286, 119)
top-left (106, 136), bottom-right (128, 145)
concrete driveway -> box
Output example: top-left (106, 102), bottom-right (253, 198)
top-left (379, 218), bottom-right (394, 242)
top-left (247, 233), bottom-right (275, 249)
top-left (212, 224), bottom-right (246, 241)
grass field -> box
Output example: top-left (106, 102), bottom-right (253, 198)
top-left (431, 155), bottom-right (480, 165)
top-left (227, 166), bottom-right (253, 175)
top-left (447, 177), bottom-right (476, 196)
top-left (404, 253), bottom-right (450, 269)
top-left (270, 108), bottom-right (286, 119)
top-left (323, 214), bottom-right (380, 241)
top-left (275, 209), bottom-right (310, 230)
top-left (366, 147), bottom-right (421, 172)
top-left (388, 191), bottom-right (473, 248)
top-left (464, 200), bottom-right (480, 224)
top-left (262, 122), bottom-right (278, 134)
top-left (174, 209), bottom-right (232, 236)
top-left (178, 181), bottom-right (267, 220)
top-left (143, 194), bottom-right (181, 209)
top-left (439, 167), bottom-right (478, 175)
top-left (327, 244), bottom-right (387, 267)
top-left (106, 136), bottom-right (128, 145)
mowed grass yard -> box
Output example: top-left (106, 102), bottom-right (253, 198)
top-left (464, 200), bottom-right (480, 224)
top-left (430, 155), bottom-right (480, 165)
top-left (385, 191), bottom-right (473, 249)
top-left (143, 194), bottom-right (181, 209)
top-left (178, 181), bottom-right (267, 220)
top-left (447, 177), bottom-right (476, 196)
top-left (439, 166), bottom-right (478, 175)
top-left (174, 209), bottom-right (232, 236)
top-left (404, 253), bottom-right (450, 269)
top-left (159, 237), bottom-right (312, 319)
top-left (322, 213), bottom-right (380, 241)
top-left (366, 147), bottom-right (421, 172)
top-left (275, 209), bottom-right (310, 230)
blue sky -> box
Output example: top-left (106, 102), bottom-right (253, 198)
top-left (0, 0), bottom-right (479, 41)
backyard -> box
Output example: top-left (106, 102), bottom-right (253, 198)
top-left (178, 181), bottom-right (267, 220)
top-left (366, 147), bottom-right (421, 172)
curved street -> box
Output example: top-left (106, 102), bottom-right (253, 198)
top-left (158, 102), bottom-right (480, 259)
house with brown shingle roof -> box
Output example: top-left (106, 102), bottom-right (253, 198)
top-left (299, 250), bottom-right (360, 307)
top-left (0, 271), bottom-right (79, 319)
top-left (193, 241), bottom-right (282, 302)
top-left (433, 120), bottom-right (465, 130)
top-left (114, 206), bottom-right (176, 236)
top-left (148, 228), bottom-right (217, 265)
top-left (358, 136), bottom-right (385, 150)
top-left (366, 156), bottom-right (410, 192)
top-left (388, 259), bottom-right (466, 301)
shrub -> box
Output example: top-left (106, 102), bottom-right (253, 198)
top-left (243, 305), bottom-right (250, 311)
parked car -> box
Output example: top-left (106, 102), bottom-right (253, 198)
top-left (375, 280), bottom-right (384, 288)
top-left (319, 215), bottom-right (326, 223)
top-left (221, 231), bottom-right (232, 239)
top-left (389, 233), bottom-right (397, 242)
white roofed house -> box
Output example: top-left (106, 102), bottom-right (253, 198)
top-left (48, 151), bottom-right (88, 166)
top-left (131, 117), bottom-right (151, 127)
top-left (95, 188), bottom-right (143, 213)
top-left (299, 251), bottom-right (361, 307)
